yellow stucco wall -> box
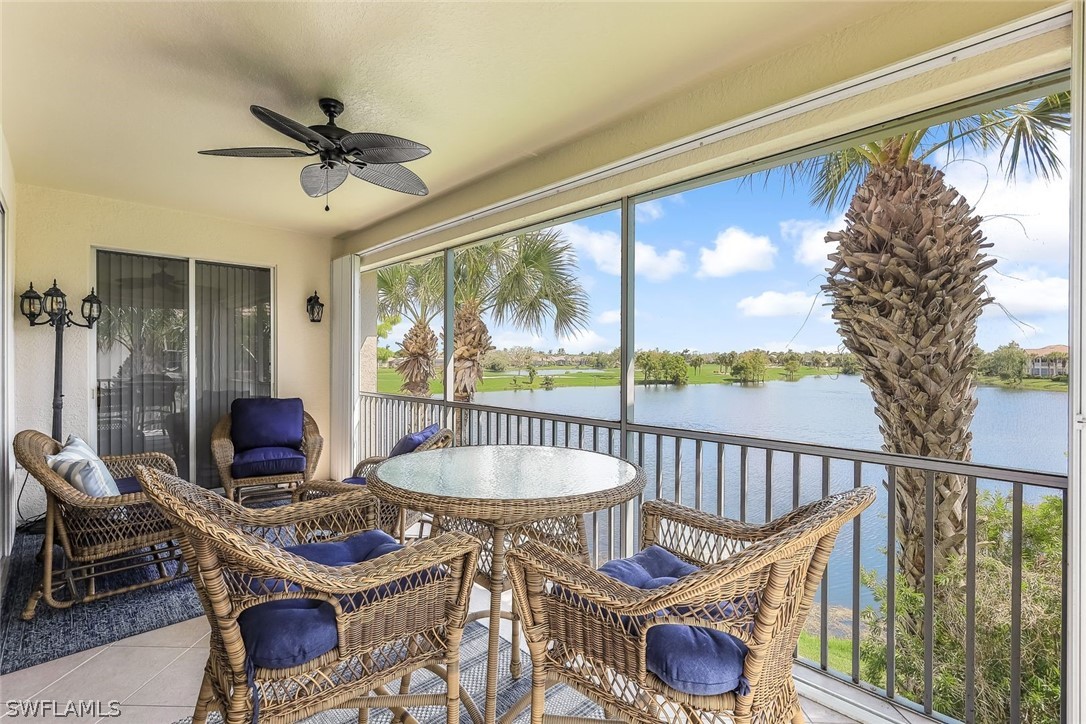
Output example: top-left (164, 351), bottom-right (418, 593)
top-left (11, 184), bottom-right (333, 514)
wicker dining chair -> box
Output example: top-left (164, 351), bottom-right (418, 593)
top-left (507, 488), bottom-right (875, 724)
top-left (211, 402), bottom-right (323, 503)
top-left (13, 429), bottom-right (184, 620)
top-left (137, 466), bottom-right (481, 724)
top-left (294, 427), bottom-right (454, 540)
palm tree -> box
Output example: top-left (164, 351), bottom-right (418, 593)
top-left (377, 258), bottom-right (444, 397)
top-left (795, 93), bottom-right (1070, 592)
top-left (453, 229), bottom-right (590, 401)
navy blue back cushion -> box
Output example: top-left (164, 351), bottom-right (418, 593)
top-left (231, 397), bottom-right (304, 452)
top-left (388, 423), bottom-right (440, 457)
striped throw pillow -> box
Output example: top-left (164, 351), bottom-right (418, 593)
top-left (46, 435), bottom-right (120, 497)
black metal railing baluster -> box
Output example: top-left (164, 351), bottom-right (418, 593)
top-left (695, 439), bottom-right (704, 512)
top-left (966, 475), bottom-right (977, 723)
top-left (821, 455), bottom-right (830, 670)
top-left (887, 465), bottom-right (897, 700)
top-left (1011, 483), bottom-right (1023, 724)
top-left (924, 469), bottom-right (935, 715)
top-left (740, 446), bottom-right (748, 522)
top-left (852, 460), bottom-right (861, 684)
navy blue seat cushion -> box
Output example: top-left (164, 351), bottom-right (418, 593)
top-left (114, 476), bottom-right (141, 495)
top-left (238, 529), bottom-right (405, 669)
top-left (342, 476), bottom-right (367, 486)
top-left (595, 545), bottom-right (751, 697)
top-left (388, 424), bottom-right (440, 457)
top-left (237, 600), bottom-right (339, 670)
top-left (231, 397), bottom-right (304, 452)
top-left (231, 447), bottom-right (307, 479)
top-left (646, 624), bottom-right (750, 696)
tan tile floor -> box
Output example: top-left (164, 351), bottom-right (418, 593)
top-left (0, 587), bottom-right (857, 723)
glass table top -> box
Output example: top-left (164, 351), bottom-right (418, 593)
top-left (373, 445), bottom-right (640, 502)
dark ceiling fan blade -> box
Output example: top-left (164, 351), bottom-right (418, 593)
top-left (340, 133), bottom-right (431, 164)
top-left (251, 105), bottom-right (334, 151)
top-left (198, 147), bottom-right (313, 158)
top-left (348, 162), bottom-right (428, 196)
top-left (300, 163), bottom-right (349, 198)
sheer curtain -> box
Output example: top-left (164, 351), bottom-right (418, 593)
top-left (193, 261), bottom-right (272, 486)
top-left (96, 251), bottom-right (191, 476)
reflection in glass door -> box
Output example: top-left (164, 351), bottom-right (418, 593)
top-left (193, 261), bottom-right (272, 486)
top-left (96, 252), bottom-right (191, 476)
top-left (96, 251), bottom-right (273, 486)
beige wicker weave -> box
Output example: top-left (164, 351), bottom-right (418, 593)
top-left (137, 466), bottom-right (482, 724)
top-left (293, 428), bottom-right (453, 540)
top-left (506, 489), bottom-right (875, 724)
top-left (368, 445), bottom-right (645, 724)
top-left (13, 429), bottom-right (184, 621)
top-left (211, 409), bottom-right (323, 503)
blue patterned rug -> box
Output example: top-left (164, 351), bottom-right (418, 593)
top-left (0, 531), bottom-right (201, 674)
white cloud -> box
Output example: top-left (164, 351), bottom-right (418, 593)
top-left (562, 222), bottom-right (686, 282)
top-left (491, 331), bottom-right (545, 350)
top-left (382, 319), bottom-right (412, 347)
top-left (696, 226), bottom-right (776, 278)
top-left (597, 309), bottom-right (621, 324)
top-left (984, 267), bottom-right (1068, 317)
top-left (780, 214), bottom-right (845, 270)
top-left (636, 242), bottom-right (687, 282)
top-left (558, 329), bottom-right (610, 354)
top-left (942, 138), bottom-right (1070, 268)
top-left (635, 200), bottom-right (665, 223)
top-left (563, 224), bottom-right (622, 275)
top-left (737, 291), bottom-right (817, 317)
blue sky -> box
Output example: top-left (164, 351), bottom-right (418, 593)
top-left (388, 132), bottom-right (1070, 357)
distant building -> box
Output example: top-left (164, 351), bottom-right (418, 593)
top-left (1025, 344), bottom-right (1069, 378)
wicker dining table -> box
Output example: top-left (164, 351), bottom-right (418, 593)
top-left (369, 444), bottom-right (644, 724)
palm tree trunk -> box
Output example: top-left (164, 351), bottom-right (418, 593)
top-left (396, 320), bottom-right (437, 397)
top-left (452, 300), bottom-right (494, 403)
top-left (824, 154), bottom-right (993, 594)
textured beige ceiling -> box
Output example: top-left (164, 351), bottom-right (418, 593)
top-left (3, 2), bottom-right (903, 237)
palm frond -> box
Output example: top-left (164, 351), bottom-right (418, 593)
top-left (995, 92), bottom-right (1071, 181)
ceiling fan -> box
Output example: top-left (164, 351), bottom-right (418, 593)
top-left (200, 98), bottom-right (429, 209)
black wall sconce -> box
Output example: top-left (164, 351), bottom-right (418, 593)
top-left (306, 290), bottom-right (324, 323)
top-left (20, 280), bottom-right (102, 440)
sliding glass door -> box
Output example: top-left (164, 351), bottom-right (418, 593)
top-left (192, 262), bottom-right (273, 485)
top-left (96, 252), bottom-right (190, 475)
top-left (96, 251), bottom-right (272, 486)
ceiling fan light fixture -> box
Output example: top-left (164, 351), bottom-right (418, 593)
top-left (300, 162), bottom-right (348, 198)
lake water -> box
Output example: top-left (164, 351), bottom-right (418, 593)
top-left (471, 375), bottom-right (1068, 608)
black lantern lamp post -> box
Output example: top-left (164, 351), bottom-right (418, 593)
top-left (306, 290), bottom-right (324, 323)
top-left (20, 280), bottom-right (102, 440)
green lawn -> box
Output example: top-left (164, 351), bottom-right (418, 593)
top-left (797, 632), bottom-right (854, 675)
top-left (975, 374), bottom-right (1068, 391)
top-left (376, 364), bottom-right (845, 395)
top-left (378, 364), bottom-right (1070, 395)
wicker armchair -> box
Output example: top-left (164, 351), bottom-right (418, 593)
top-left (137, 466), bottom-right (481, 724)
top-left (211, 407), bottom-right (323, 503)
top-left (507, 488), bottom-right (875, 724)
top-left (13, 430), bottom-right (184, 621)
top-left (294, 427), bottom-right (453, 540)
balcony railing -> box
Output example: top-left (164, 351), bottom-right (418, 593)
top-left (359, 391), bottom-right (1068, 723)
